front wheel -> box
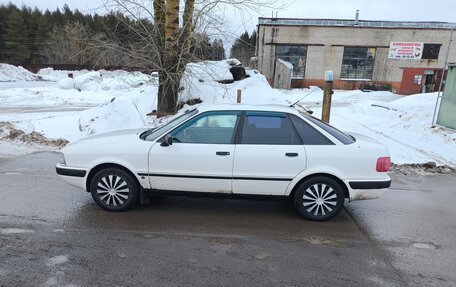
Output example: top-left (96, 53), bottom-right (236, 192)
top-left (293, 176), bottom-right (345, 221)
top-left (90, 168), bottom-right (139, 211)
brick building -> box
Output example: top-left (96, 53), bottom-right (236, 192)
top-left (256, 17), bottom-right (456, 94)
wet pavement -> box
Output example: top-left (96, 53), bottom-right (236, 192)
top-left (0, 152), bottom-right (455, 286)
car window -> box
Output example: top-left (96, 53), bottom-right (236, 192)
top-left (290, 115), bottom-right (334, 145)
top-left (241, 112), bottom-right (301, 145)
top-left (170, 112), bottom-right (240, 144)
top-left (300, 112), bottom-right (356, 145)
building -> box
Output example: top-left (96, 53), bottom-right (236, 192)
top-left (256, 17), bottom-right (456, 94)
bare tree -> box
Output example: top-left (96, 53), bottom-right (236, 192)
top-left (99, 0), bottom-right (285, 116)
top-left (42, 22), bottom-right (91, 65)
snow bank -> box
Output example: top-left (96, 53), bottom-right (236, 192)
top-left (180, 60), bottom-right (288, 106)
top-left (1, 60), bottom-right (455, 167)
top-left (74, 71), bottom-right (103, 91)
top-left (77, 85), bottom-right (158, 137)
top-left (185, 58), bottom-right (241, 83)
top-left (0, 63), bottom-right (39, 82)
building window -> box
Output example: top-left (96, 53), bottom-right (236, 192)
top-left (341, 47), bottom-right (376, 80)
top-left (275, 45), bottom-right (307, 78)
top-left (422, 44), bottom-right (441, 60)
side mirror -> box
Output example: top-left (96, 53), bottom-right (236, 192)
top-left (160, 134), bottom-right (173, 147)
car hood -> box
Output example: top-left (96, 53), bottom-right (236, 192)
top-left (68, 128), bottom-right (149, 146)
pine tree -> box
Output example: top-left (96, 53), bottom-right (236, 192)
top-left (4, 9), bottom-right (30, 63)
top-left (230, 31), bottom-right (254, 66)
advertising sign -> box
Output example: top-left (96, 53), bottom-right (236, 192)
top-left (388, 42), bottom-right (423, 59)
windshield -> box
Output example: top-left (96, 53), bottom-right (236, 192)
top-left (142, 109), bottom-right (198, 141)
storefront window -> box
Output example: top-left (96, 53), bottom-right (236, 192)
top-left (275, 45), bottom-right (307, 78)
top-left (341, 47), bottom-right (376, 80)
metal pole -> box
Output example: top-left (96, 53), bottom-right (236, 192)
top-left (432, 27), bottom-right (454, 125)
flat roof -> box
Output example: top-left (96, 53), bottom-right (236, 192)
top-left (258, 17), bottom-right (456, 30)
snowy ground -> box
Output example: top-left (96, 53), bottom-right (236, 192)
top-left (0, 62), bottom-right (455, 167)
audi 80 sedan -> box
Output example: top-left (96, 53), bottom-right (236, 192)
top-left (56, 104), bottom-right (391, 221)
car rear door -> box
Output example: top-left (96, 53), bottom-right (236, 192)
top-left (232, 111), bottom-right (306, 195)
top-left (147, 111), bottom-right (240, 193)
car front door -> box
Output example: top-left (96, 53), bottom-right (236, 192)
top-left (232, 112), bottom-right (307, 195)
top-left (147, 111), bottom-right (240, 193)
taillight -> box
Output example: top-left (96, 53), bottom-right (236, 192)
top-left (376, 157), bottom-right (391, 172)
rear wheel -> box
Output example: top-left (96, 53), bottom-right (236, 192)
top-left (90, 168), bottom-right (139, 211)
top-left (293, 176), bottom-right (345, 221)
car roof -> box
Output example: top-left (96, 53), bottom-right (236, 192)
top-left (195, 103), bottom-right (301, 115)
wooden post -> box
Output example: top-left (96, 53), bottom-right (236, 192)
top-left (321, 81), bottom-right (333, 123)
top-left (237, 89), bottom-right (242, 103)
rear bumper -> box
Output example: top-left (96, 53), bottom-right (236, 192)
top-left (349, 180), bottom-right (391, 189)
top-left (346, 179), bottom-right (391, 201)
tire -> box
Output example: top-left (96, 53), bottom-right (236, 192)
top-left (293, 176), bottom-right (345, 221)
top-left (89, 168), bottom-right (139, 211)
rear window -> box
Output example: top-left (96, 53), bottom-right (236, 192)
top-left (301, 113), bottom-right (355, 145)
top-left (242, 112), bottom-right (301, 145)
top-left (290, 115), bottom-right (334, 145)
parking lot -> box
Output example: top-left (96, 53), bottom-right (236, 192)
top-left (0, 152), bottom-right (455, 286)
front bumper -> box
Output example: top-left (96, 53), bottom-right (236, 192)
top-left (56, 166), bottom-right (86, 177)
top-left (55, 165), bottom-right (87, 190)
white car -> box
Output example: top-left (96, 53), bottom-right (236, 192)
top-left (56, 104), bottom-right (391, 221)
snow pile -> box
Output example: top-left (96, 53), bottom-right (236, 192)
top-left (99, 70), bottom-right (150, 90)
top-left (180, 60), bottom-right (288, 106)
top-left (0, 63), bottom-right (39, 82)
top-left (77, 85), bottom-right (157, 136)
top-left (47, 69), bottom-right (150, 91)
top-left (321, 92), bottom-right (456, 165)
top-left (57, 77), bottom-right (75, 90)
top-left (37, 67), bottom-right (78, 81)
top-left (74, 71), bottom-right (103, 91)
top-left (185, 59), bottom-right (240, 83)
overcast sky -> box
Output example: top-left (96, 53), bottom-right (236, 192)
top-left (2, 0), bottom-right (455, 50)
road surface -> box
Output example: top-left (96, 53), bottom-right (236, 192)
top-left (0, 152), bottom-right (455, 286)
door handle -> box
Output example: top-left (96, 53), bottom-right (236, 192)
top-left (285, 152), bottom-right (298, 157)
top-left (216, 151), bottom-right (230, 156)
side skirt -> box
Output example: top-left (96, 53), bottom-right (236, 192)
top-left (144, 189), bottom-right (288, 201)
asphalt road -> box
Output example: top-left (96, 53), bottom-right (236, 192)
top-left (0, 152), bottom-right (455, 286)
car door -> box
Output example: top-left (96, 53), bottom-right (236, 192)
top-left (232, 111), bottom-right (307, 195)
top-left (147, 111), bottom-right (240, 193)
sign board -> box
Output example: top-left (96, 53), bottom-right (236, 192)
top-left (324, 70), bottom-right (334, 82)
top-left (388, 42), bottom-right (423, 59)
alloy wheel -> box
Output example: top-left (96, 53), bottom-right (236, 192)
top-left (96, 174), bottom-right (130, 207)
top-left (302, 183), bottom-right (338, 216)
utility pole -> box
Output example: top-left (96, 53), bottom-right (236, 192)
top-left (322, 71), bottom-right (334, 123)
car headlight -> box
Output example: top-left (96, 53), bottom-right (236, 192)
top-left (58, 153), bottom-right (66, 166)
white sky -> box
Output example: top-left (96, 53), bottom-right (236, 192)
top-left (2, 0), bottom-right (455, 51)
